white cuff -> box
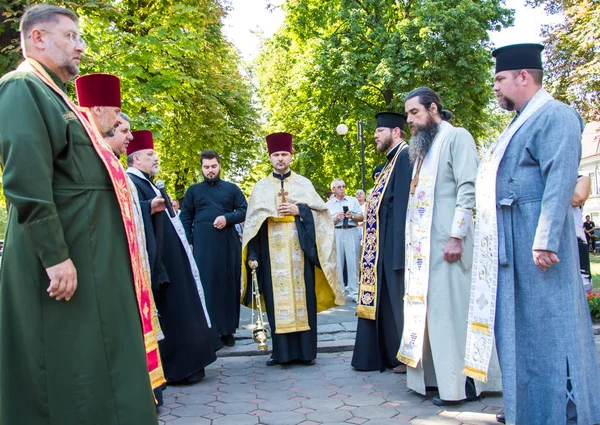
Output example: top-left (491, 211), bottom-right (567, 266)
top-left (450, 208), bottom-right (473, 240)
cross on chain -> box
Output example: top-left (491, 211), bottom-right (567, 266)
top-left (278, 187), bottom-right (288, 203)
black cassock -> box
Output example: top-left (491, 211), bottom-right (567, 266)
top-left (244, 205), bottom-right (320, 363)
top-left (180, 179), bottom-right (247, 337)
top-left (128, 171), bottom-right (219, 383)
top-left (352, 144), bottom-right (412, 371)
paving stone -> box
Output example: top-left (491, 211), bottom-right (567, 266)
top-left (455, 411), bottom-right (499, 424)
top-left (480, 394), bottom-right (504, 408)
top-left (259, 411), bottom-right (307, 425)
top-left (174, 394), bottom-right (216, 405)
top-left (384, 390), bottom-right (428, 404)
top-left (211, 414), bottom-right (259, 425)
top-left (306, 409), bottom-right (352, 422)
top-left (217, 392), bottom-right (257, 403)
top-left (330, 393), bottom-right (349, 399)
top-left (169, 405), bottom-right (214, 417)
top-left (179, 384), bottom-right (220, 395)
top-left (293, 387), bottom-right (336, 398)
top-left (157, 406), bottom-right (171, 417)
top-left (343, 395), bottom-right (386, 407)
top-left (335, 385), bottom-right (374, 396)
top-left (254, 399), bottom-right (300, 412)
top-left (168, 418), bottom-right (211, 425)
top-left (324, 369), bottom-right (362, 379)
top-left (220, 375), bottom-right (257, 385)
top-left (481, 406), bottom-right (504, 414)
top-left (395, 401), bottom-right (442, 417)
top-left (221, 368), bottom-right (255, 377)
top-left (301, 397), bottom-right (344, 410)
top-left (440, 400), bottom-right (488, 413)
top-left (256, 381), bottom-right (294, 391)
top-left (202, 412), bottom-right (223, 420)
top-left (214, 402), bottom-right (257, 415)
top-left (318, 323), bottom-right (345, 333)
top-left (255, 390), bottom-right (298, 401)
top-left (364, 419), bottom-right (412, 425)
top-left (336, 405), bottom-right (357, 411)
top-left (259, 373), bottom-right (295, 382)
top-left (340, 321), bottom-right (358, 331)
top-left (298, 421), bottom-right (320, 425)
top-left (157, 415), bottom-right (178, 422)
top-left (249, 409), bottom-right (269, 416)
top-left (410, 415), bottom-right (461, 425)
top-left (351, 405), bottom-right (399, 419)
top-left (346, 418), bottom-right (368, 425)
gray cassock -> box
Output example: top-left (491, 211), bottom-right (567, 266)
top-left (406, 123), bottom-right (502, 400)
top-left (495, 99), bottom-right (600, 424)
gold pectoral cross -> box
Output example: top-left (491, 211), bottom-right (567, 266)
top-left (278, 187), bottom-right (288, 203)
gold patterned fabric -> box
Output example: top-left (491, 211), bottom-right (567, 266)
top-left (357, 143), bottom-right (407, 320)
top-left (241, 172), bottom-right (343, 334)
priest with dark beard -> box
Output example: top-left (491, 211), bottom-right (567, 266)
top-left (398, 87), bottom-right (501, 406)
top-left (126, 131), bottom-right (219, 384)
top-left (352, 112), bottom-right (412, 373)
top-left (180, 150), bottom-right (247, 347)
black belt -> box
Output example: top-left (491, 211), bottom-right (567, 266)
top-left (335, 226), bottom-right (357, 230)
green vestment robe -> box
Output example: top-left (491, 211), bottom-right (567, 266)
top-left (0, 66), bottom-right (158, 425)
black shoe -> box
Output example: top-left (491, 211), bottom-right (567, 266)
top-left (300, 359), bottom-right (316, 365)
top-left (432, 396), bottom-right (464, 406)
top-left (496, 413), bottom-right (505, 423)
top-left (221, 334), bottom-right (235, 347)
top-left (266, 357), bottom-right (279, 366)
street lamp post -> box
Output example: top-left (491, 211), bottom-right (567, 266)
top-left (336, 121), bottom-right (366, 192)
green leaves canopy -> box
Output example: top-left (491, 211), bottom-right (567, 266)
top-left (529, 0), bottom-right (599, 121)
top-left (1, 0), bottom-right (261, 197)
top-left (255, 0), bottom-right (513, 195)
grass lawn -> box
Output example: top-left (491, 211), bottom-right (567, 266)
top-left (589, 254), bottom-right (600, 291)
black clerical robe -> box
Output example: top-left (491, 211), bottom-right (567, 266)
top-left (128, 171), bottom-right (218, 382)
top-left (352, 143), bottom-right (412, 371)
top-left (245, 204), bottom-right (320, 362)
top-left (180, 179), bottom-right (247, 337)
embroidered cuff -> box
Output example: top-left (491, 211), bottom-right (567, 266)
top-left (450, 208), bottom-right (473, 240)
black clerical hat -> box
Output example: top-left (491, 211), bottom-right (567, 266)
top-left (375, 112), bottom-right (406, 130)
top-left (492, 43), bottom-right (544, 73)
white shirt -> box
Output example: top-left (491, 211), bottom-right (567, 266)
top-left (326, 195), bottom-right (362, 228)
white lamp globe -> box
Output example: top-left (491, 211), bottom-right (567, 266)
top-left (336, 123), bottom-right (349, 136)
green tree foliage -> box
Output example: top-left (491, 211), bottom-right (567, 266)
top-left (528, 0), bottom-right (599, 121)
top-left (1, 0), bottom-right (260, 198)
top-left (255, 0), bottom-right (513, 195)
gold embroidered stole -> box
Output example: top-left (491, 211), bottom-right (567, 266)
top-left (357, 142), bottom-right (407, 320)
top-left (20, 59), bottom-right (165, 390)
top-left (397, 122), bottom-right (451, 367)
top-left (241, 172), bottom-right (343, 333)
top-left (463, 89), bottom-right (553, 382)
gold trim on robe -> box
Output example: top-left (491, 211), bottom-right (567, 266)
top-left (241, 172), bottom-right (343, 334)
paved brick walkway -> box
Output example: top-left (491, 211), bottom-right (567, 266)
top-left (158, 351), bottom-right (505, 425)
top-left (157, 301), bottom-right (600, 425)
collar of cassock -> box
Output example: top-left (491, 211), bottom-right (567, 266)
top-left (273, 170), bottom-right (291, 188)
top-left (386, 142), bottom-right (401, 161)
top-left (273, 170), bottom-right (291, 180)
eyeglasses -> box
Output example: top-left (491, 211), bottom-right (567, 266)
top-left (335, 185), bottom-right (346, 189)
top-left (31, 29), bottom-right (87, 49)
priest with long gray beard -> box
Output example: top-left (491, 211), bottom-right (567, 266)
top-left (398, 87), bottom-right (501, 405)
